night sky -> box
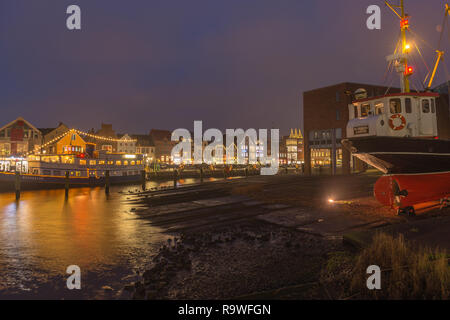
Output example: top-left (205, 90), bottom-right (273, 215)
top-left (1, 0), bottom-right (449, 134)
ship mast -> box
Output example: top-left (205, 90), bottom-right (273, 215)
top-left (385, 0), bottom-right (411, 93)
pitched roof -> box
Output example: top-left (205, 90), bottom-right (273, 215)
top-left (38, 128), bottom-right (56, 135)
top-left (149, 129), bottom-right (172, 141)
top-left (0, 117), bottom-right (40, 133)
top-left (131, 134), bottom-right (154, 146)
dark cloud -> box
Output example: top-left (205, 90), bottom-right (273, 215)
top-left (0, 0), bottom-right (448, 134)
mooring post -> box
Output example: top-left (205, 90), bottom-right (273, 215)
top-left (141, 170), bottom-right (146, 191)
top-left (223, 167), bottom-right (227, 179)
top-left (65, 171), bottom-right (69, 198)
top-left (200, 167), bottom-right (204, 183)
top-left (15, 171), bottom-right (20, 200)
top-left (105, 170), bottom-right (110, 195)
top-left (173, 169), bottom-right (178, 188)
top-left (245, 167), bottom-right (248, 178)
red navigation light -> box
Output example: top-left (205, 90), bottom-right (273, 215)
top-left (404, 66), bottom-right (414, 76)
top-left (400, 18), bottom-right (409, 29)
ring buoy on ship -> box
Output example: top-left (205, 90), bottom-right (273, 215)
top-left (389, 114), bottom-right (406, 131)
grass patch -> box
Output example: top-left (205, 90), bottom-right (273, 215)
top-left (351, 233), bottom-right (450, 299)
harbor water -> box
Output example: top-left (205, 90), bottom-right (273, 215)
top-left (0, 178), bottom-right (218, 299)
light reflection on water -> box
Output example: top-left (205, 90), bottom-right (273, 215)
top-left (0, 178), bottom-right (211, 299)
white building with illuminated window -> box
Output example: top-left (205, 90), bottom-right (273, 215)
top-left (117, 134), bottom-right (136, 154)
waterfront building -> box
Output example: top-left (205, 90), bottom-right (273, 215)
top-left (131, 134), bottom-right (155, 163)
top-left (38, 122), bottom-right (70, 154)
top-left (303, 83), bottom-right (400, 175)
top-left (117, 134), bottom-right (136, 154)
top-left (95, 123), bottom-right (118, 152)
top-left (0, 117), bottom-right (42, 156)
top-left (285, 129), bottom-right (304, 165)
top-left (149, 129), bottom-right (175, 164)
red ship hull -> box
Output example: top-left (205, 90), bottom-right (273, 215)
top-left (374, 172), bottom-right (450, 211)
top-left (342, 137), bottom-right (450, 214)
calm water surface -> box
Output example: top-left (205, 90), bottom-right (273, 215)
top-left (0, 178), bottom-right (213, 299)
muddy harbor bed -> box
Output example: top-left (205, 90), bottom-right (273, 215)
top-left (119, 173), bottom-right (450, 299)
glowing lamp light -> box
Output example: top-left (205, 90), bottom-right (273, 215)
top-left (404, 44), bottom-right (411, 51)
top-left (404, 66), bottom-right (414, 76)
top-left (328, 199), bottom-right (335, 204)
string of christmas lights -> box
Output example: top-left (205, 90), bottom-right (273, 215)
top-left (26, 128), bottom-right (137, 155)
top-left (73, 129), bottom-right (137, 143)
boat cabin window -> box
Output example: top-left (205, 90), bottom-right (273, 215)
top-left (405, 98), bottom-right (412, 113)
top-left (353, 105), bottom-right (358, 118)
top-left (431, 99), bottom-right (436, 113)
top-left (375, 102), bottom-right (384, 115)
top-left (360, 103), bottom-right (370, 117)
top-left (389, 98), bottom-right (402, 114)
top-left (422, 99), bottom-right (430, 113)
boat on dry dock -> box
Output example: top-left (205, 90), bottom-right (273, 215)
top-left (342, 1), bottom-right (450, 215)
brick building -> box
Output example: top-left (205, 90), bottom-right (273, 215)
top-left (303, 82), bottom-right (400, 175)
top-left (149, 129), bottom-right (175, 164)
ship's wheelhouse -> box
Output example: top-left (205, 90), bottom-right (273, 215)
top-left (347, 92), bottom-right (439, 139)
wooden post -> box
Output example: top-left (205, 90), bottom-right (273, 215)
top-left (141, 170), bottom-right (146, 191)
top-left (200, 167), bottom-right (204, 183)
top-left (245, 167), bottom-right (248, 178)
top-left (15, 171), bottom-right (20, 200)
top-left (105, 170), bottom-right (110, 195)
top-left (65, 171), bottom-right (69, 198)
top-left (331, 128), bottom-right (337, 176)
top-left (173, 169), bottom-right (178, 188)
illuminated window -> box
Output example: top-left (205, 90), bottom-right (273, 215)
top-left (361, 103), bottom-right (370, 117)
top-left (99, 160), bottom-right (105, 165)
top-left (124, 161), bottom-right (129, 166)
top-left (131, 161), bottom-right (135, 165)
top-left (116, 161), bottom-right (121, 165)
top-left (79, 160), bottom-right (87, 165)
top-left (89, 160), bottom-right (96, 165)
top-left (375, 102), bottom-right (384, 115)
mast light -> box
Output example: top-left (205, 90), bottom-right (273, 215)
top-left (404, 66), bottom-right (414, 76)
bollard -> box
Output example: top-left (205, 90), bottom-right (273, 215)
top-left (105, 170), bottom-right (110, 195)
top-left (200, 167), bottom-right (204, 184)
top-left (223, 167), bottom-right (227, 179)
top-left (141, 170), bottom-right (146, 191)
top-left (65, 171), bottom-right (70, 198)
top-left (15, 171), bottom-right (20, 200)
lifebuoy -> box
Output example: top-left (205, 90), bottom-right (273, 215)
top-left (389, 114), bottom-right (406, 131)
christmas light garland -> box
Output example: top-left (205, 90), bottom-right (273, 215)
top-left (26, 128), bottom-right (137, 155)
